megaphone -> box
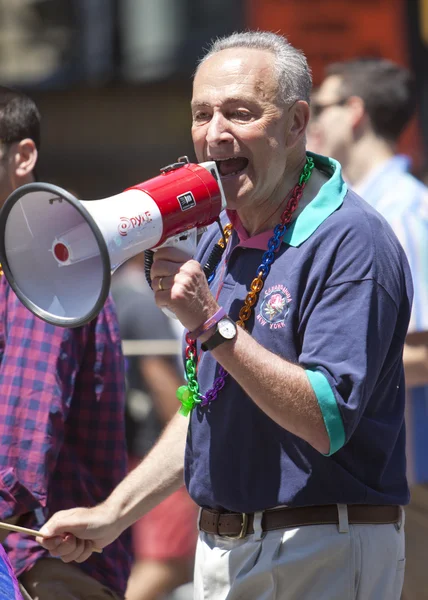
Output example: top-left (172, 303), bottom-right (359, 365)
top-left (0, 157), bottom-right (226, 328)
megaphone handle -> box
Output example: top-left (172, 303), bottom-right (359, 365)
top-left (144, 250), bottom-right (155, 289)
top-left (202, 242), bottom-right (225, 282)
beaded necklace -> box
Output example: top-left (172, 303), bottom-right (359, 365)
top-left (177, 156), bottom-right (315, 416)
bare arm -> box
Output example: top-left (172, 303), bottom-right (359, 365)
top-left (38, 412), bottom-right (188, 560)
top-left (105, 411), bottom-right (187, 531)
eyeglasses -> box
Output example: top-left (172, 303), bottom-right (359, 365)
top-left (311, 98), bottom-right (348, 119)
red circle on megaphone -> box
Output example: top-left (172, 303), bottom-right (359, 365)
top-left (53, 242), bottom-right (70, 262)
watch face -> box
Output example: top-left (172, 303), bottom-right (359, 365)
top-left (218, 318), bottom-right (237, 340)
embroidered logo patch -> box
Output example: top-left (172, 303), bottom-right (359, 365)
top-left (257, 285), bottom-right (292, 329)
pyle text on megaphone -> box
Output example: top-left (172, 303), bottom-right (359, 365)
top-left (0, 157), bottom-right (226, 328)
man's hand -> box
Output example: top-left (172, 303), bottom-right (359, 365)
top-left (151, 246), bottom-right (219, 332)
top-left (36, 504), bottom-right (122, 564)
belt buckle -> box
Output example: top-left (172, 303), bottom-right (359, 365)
top-left (223, 513), bottom-right (249, 540)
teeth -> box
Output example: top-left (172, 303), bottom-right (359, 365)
top-left (222, 170), bottom-right (243, 176)
top-left (213, 157), bottom-right (241, 161)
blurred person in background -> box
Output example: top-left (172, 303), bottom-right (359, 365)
top-left (111, 255), bottom-right (197, 600)
top-left (305, 88), bottom-right (324, 155)
top-left (311, 59), bottom-right (428, 340)
top-left (0, 86), bottom-right (132, 599)
top-left (38, 32), bottom-right (412, 600)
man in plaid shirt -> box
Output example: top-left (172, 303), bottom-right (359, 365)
top-left (0, 86), bottom-right (132, 599)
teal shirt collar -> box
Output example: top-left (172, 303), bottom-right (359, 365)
top-left (284, 152), bottom-right (347, 247)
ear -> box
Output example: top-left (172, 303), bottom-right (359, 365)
top-left (286, 101), bottom-right (310, 149)
top-left (347, 96), bottom-right (366, 130)
top-left (12, 139), bottom-right (38, 178)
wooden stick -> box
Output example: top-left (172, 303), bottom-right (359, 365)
top-left (0, 521), bottom-right (102, 553)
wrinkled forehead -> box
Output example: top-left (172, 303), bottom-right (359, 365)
top-left (192, 48), bottom-right (279, 105)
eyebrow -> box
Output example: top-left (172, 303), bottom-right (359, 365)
top-left (191, 96), bottom-right (256, 109)
top-left (190, 102), bottom-right (210, 109)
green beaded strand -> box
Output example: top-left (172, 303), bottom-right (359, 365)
top-left (177, 341), bottom-right (202, 416)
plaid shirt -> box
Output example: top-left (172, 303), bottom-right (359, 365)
top-left (0, 277), bottom-right (132, 597)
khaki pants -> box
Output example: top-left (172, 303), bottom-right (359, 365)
top-left (19, 558), bottom-right (122, 600)
top-left (194, 506), bottom-right (406, 600)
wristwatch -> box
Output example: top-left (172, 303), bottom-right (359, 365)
top-left (201, 316), bottom-right (237, 351)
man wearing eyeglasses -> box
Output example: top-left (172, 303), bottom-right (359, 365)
top-left (311, 59), bottom-right (428, 598)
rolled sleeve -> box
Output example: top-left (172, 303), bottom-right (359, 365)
top-left (0, 468), bottom-right (41, 519)
top-left (305, 368), bottom-right (345, 455)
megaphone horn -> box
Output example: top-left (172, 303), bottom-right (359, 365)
top-left (0, 157), bottom-right (226, 328)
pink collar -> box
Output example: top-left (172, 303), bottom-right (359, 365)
top-left (226, 209), bottom-right (276, 251)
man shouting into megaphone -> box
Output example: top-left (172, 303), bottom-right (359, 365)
top-left (39, 32), bottom-right (411, 600)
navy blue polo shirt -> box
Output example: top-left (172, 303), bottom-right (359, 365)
top-left (184, 152), bottom-right (413, 513)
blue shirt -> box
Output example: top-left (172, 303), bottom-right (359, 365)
top-left (185, 153), bottom-right (413, 513)
top-left (354, 155), bottom-right (428, 333)
top-left (354, 155), bottom-right (428, 484)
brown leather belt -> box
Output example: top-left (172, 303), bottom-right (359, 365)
top-left (199, 505), bottom-right (401, 539)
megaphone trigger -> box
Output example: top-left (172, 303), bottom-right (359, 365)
top-left (158, 227), bottom-right (198, 258)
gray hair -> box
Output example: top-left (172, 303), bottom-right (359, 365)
top-left (197, 31), bottom-right (312, 105)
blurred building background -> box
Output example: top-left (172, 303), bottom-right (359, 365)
top-left (1, 0), bottom-right (427, 598)
top-left (0, 0), bottom-right (246, 196)
top-left (2, 0), bottom-right (428, 194)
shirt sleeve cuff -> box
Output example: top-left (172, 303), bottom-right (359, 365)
top-left (305, 369), bottom-right (346, 456)
top-left (0, 468), bottom-right (43, 519)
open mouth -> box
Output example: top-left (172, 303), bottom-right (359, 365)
top-left (215, 157), bottom-right (249, 177)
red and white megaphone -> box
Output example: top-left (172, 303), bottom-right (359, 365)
top-left (0, 157), bottom-right (226, 327)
